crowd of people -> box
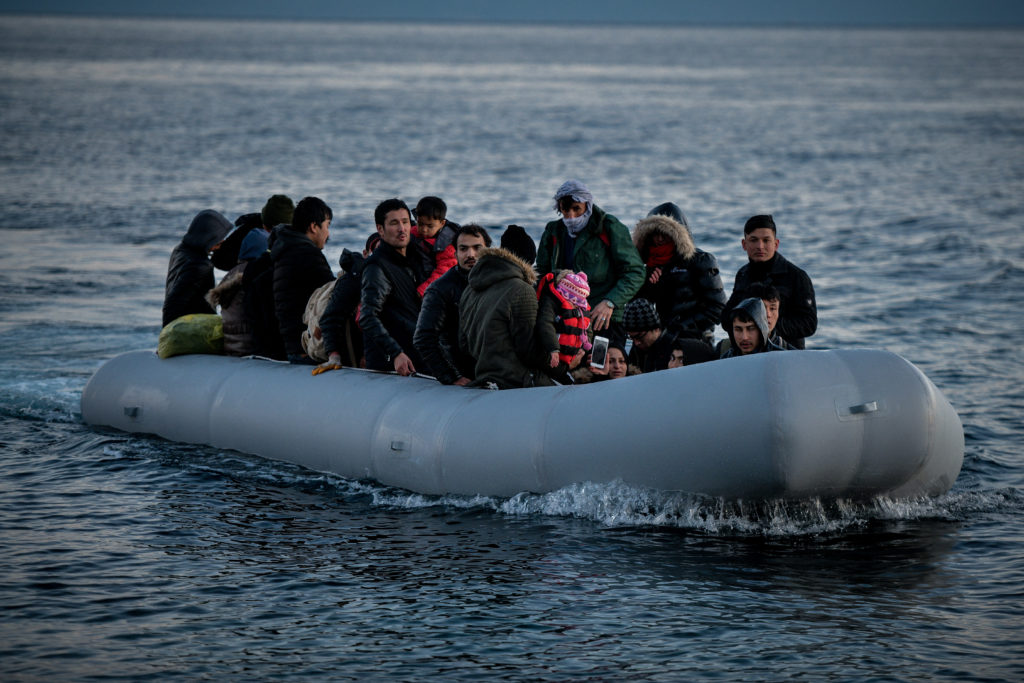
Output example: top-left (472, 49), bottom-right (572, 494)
top-left (161, 180), bottom-right (817, 389)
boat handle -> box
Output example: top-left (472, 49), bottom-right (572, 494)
top-left (848, 401), bottom-right (878, 415)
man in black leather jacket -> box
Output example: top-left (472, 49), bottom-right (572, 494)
top-left (360, 199), bottom-right (426, 376)
top-left (413, 224), bottom-right (491, 385)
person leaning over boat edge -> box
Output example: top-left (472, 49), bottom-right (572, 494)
top-left (162, 209), bottom-right (232, 327)
top-left (360, 198), bottom-right (427, 377)
top-left (413, 224), bottom-right (491, 386)
top-left (270, 197), bottom-right (335, 364)
top-left (536, 179), bottom-right (646, 351)
top-left (721, 214), bottom-right (816, 349)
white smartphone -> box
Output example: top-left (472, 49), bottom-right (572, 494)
top-left (590, 336), bottom-right (609, 369)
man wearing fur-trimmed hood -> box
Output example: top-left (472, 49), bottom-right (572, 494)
top-left (632, 202), bottom-right (727, 346)
top-left (459, 247), bottom-right (555, 389)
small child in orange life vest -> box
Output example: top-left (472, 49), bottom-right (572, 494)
top-left (536, 270), bottom-right (592, 380)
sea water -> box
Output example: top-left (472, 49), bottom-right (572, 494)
top-left (1, 15), bottom-right (1023, 680)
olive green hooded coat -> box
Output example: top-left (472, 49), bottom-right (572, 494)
top-left (459, 248), bottom-right (554, 389)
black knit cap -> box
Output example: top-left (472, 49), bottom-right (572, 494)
top-left (623, 298), bottom-right (661, 332)
top-left (261, 194), bottom-right (295, 229)
top-left (743, 214), bottom-right (776, 234)
top-left (501, 224), bottom-right (536, 265)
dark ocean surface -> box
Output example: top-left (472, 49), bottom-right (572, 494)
top-left (1, 15), bottom-right (1023, 681)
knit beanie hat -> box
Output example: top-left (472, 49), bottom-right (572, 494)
top-left (261, 194), bottom-right (295, 229)
top-left (556, 271), bottom-right (591, 310)
top-left (501, 224), bottom-right (536, 265)
top-left (623, 298), bottom-right (661, 332)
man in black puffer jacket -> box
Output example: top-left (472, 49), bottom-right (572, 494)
top-left (413, 224), bottom-right (491, 385)
top-left (271, 197), bottom-right (335, 364)
top-left (162, 209), bottom-right (232, 326)
top-left (360, 198), bottom-right (426, 376)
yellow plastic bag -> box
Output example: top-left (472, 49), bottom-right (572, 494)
top-left (157, 314), bottom-right (224, 359)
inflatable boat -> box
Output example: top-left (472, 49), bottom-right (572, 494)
top-left (80, 349), bottom-right (963, 501)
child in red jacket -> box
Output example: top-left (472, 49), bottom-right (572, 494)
top-left (412, 196), bottom-right (458, 297)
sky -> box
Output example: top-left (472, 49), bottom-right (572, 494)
top-left (0, 0), bottom-right (1023, 26)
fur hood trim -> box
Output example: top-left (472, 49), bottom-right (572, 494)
top-left (469, 247), bottom-right (537, 288)
top-left (632, 215), bottom-right (696, 260)
top-left (205, 267), bottom-right (244, 309)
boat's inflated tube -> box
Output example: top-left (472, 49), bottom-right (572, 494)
top-left (81, 349), bottom-right (964, 500)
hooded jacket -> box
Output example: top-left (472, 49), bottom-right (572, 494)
top-left (722, 252), bottom-right (816, 349)
top-left (720, 297), bottom-right (789, 358)
top-left (632, 214), bottom-right (727, 342)
top-left (536, 206), bottom-right (645, 323)
top-left (270, 226), bottom-right (335, 359)
top-left (413, 265), bottom-right (474, 384)
top-left (162, 209), bottom-right (232, 326)
top-left (459, 248), bottom-right (554, 389)
top-left (359, 240), bottom-right (426, 371)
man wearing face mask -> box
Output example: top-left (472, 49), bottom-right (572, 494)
top-left (535, 179), bottom-right (646, 350)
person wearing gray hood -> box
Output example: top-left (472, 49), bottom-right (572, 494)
top-left (720, 297), bottom-right (789, 358)
top-left (162, 209), bottom-right (232, 326)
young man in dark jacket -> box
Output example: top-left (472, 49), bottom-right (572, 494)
top-left (360, 198), bottom-right (426, 376)
top-left (271, 196), bottom-right (335, 364)
top-left (413, 224), bottom-right (491, 385)
top-left (720, 297), bottom-right (789, 358)
top-left (722, 214), bottom-right (817, 349)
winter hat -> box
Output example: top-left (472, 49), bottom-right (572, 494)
top-left (501, 224), bottom-right (536, 265)
top-left (556, 271), bottom-right (591, 310)
top-left (261, 194), bottom-right (295, 229)
top-left (623, 298), bottom-right (661, 332)
top-left (238, 228), bottom-right (269, 261)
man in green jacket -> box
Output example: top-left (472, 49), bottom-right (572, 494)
top-left (459, 247), bottom-right (554, 390)
top-left (536, 180), bottom-right (646, 349)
